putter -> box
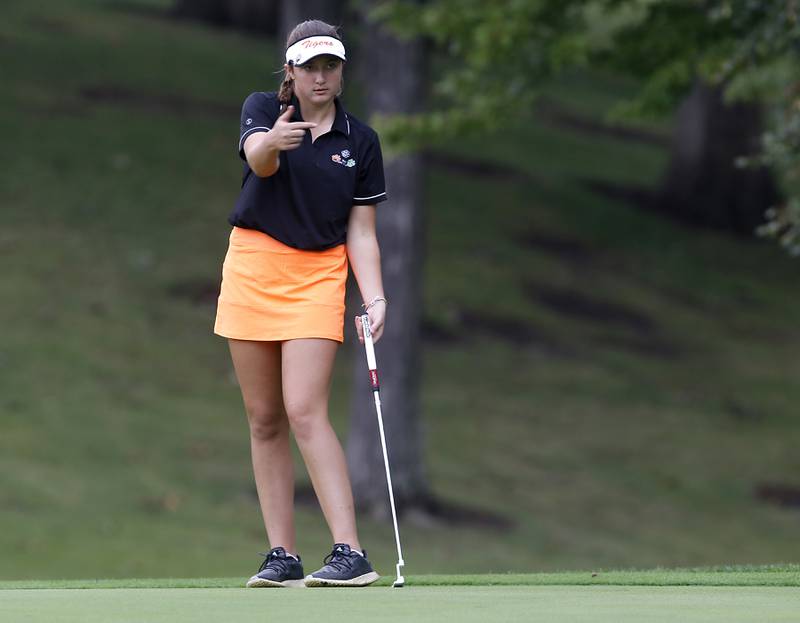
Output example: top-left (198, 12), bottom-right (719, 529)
top-left (360, 314), bottom-right (406, 588)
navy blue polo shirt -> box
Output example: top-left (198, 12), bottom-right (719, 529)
top-left (228, 91), bottom-right (388, 250)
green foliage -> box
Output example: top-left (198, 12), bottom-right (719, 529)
top-left (371, 0), bottom-right (800, 253)
top-left (595, 0), bottom-right (800, 253)
top-left (365, 0), bottom-right (588, 152)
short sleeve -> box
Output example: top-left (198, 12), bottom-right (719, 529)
top-left (353, 130), bottom-right (388, 206)
top-left (238, 92), bottom-right (279, 161)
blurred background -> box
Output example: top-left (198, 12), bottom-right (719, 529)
top-left (1, 0), bottom-right (799, 580)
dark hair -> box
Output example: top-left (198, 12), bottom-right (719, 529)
top-left (278, 20), bottom-right (343, 113)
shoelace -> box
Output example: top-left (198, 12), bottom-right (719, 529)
top-left (257, 551), bottom-right (291, 574)
top-left (322, 547), bottom-right (354, 572)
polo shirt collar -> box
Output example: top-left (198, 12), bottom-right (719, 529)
top-left (289, 93), bottom-right (350, 136)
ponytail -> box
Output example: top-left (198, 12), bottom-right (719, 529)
top-left (278, 67), bottom-right (294, 114)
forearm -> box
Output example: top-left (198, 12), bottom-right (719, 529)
top-left (246, 132), bottom-right (281, 177)
top-left (346, 232), bottom-right (384, 305)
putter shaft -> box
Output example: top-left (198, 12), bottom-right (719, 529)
top-left (360, 315), bottom-right (406, 586)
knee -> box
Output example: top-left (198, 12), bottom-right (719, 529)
top-left (245, 402), bottom-right (288, 443)
top-left (284, 400), bottom-right (324, 441)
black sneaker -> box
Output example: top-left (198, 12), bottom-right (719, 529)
top-left (246, 547), bottom-right (305, 588)
top-left (304, 543), bottom-right (380, 587)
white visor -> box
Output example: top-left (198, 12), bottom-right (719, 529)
top-left (285, 35), bottom-right (346, 66)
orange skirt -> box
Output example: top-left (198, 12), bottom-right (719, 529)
top-left (214, 226), bottom-right (348, 342)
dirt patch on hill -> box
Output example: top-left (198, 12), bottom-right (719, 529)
top-left (425, 151), bottom-right (539, 185)
top-left (516, 230), bottom-right (596, 265)
top-left (755, 482), bottom-right (800, 509)
top-left (526, 282), bottom-right (683, 359)
top-left (422, 309), bottom-right (568, 356)
top-left (294, 485), bottom-right (515, 530)
top-left (536, 97), bottom-right (670, 148)
top-left (79, 84), bottom-right (237, 117)
top-left (579, 178), bottom-right (657, 212)
top-left (167, 278), bottom-right (220, 306)
top-left (28, 15), bottom-right (75, 35)
top-left (528, 283), bottom-right (655, 333)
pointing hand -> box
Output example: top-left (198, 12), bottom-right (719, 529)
top-left (272, 105), bottom-right (316, 151)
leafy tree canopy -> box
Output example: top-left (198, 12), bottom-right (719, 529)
top-left (369, 0), bottom-right (800, 253)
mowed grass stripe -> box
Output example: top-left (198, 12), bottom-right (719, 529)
top-left (3, 586), bottom-right (800, 623)
top-left (3, 565), bottom-right (799, 589)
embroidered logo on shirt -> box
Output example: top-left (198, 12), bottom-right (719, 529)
top-left (245, 118), bottom-right (253, 125)
top-left (331, 150), bottom-right (356, 167)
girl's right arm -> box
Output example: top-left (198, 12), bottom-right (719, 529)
top-left (243, 131), bottom-right (281, 178)
top-left (244, 105), bottom-right (316, 178)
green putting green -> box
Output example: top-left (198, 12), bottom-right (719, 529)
top-left (3, 586), bottom-right (800, 623)
top-left (3, 570), bottom-right (800, 623)
top-left (3, 566), bottom-right (799, 589)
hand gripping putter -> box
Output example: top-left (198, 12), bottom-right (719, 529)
top-left (360, 315), bottom-right (406, 588)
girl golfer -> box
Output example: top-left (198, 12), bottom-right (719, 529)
top-left (214, 20), bottom-right (388, 587)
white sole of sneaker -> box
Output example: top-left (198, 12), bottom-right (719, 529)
top-left (246, 577), bottom-right (306, 588)
top-left (303, 571), bottom-right (380, 587)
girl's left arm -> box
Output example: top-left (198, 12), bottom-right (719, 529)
top-left (346, 204), bottom-right (386, 343)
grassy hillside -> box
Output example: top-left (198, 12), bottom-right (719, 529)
top-left (1, 0), bottom-right (799, 580)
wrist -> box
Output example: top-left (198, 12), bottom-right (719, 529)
top-left (261, 129), bottom-right (281, 153)
top-left (362, 295), bottom-right (387, 311)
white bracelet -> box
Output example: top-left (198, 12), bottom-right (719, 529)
top-left (362, 296), bottom-right (387, 310)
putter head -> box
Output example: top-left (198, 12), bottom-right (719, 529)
top-left (392, 562), bottom-right (405, 587)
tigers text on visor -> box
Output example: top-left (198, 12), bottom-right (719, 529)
top-left (285, 36), bottom-right (346, 66)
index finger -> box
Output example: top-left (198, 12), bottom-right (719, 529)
top-left (354, 315), bottom-right (364, 341)
top-left (287, 121), bottom-right (317, 129)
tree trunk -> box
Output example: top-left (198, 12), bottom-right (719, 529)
top-left (173, 0), bottom-right (228, 25)
top-left (172, 0), bottom-right (279, 35)
top-left (657, 80), bottom-right (780, 233)
top-left (280, 0), bottom-right (347, 45)
top-left (346, 6), bottom-right (429, 517)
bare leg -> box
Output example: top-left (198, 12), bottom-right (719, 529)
top-left (228, 338), bottom-right (297, 555)
top-left (282, 338), bottom-right (362, 551)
